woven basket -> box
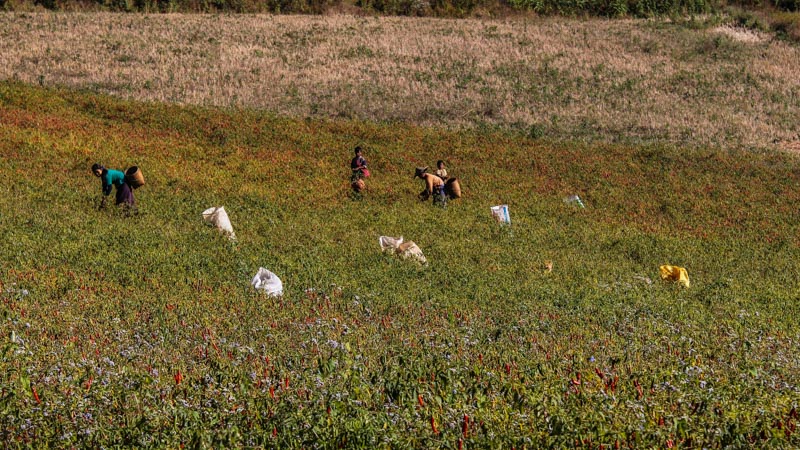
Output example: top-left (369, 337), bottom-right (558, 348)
top-left (445, 178), bottom-right (461, 198)
top-left (125, 166), bottom-right (145, 189)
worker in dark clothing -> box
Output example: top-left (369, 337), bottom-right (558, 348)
top-left (350, 146), bottom-right (369, 181)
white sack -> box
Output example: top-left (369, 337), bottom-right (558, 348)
top-left (379, 236), bottom-right (404, 252)
top-left (564, 195), bottom-right (586, 208)
top-left (397, 241), bottom-right (427, 264)
top-left (378, 235), bottom-right (427, 264)
top-left (251, 267), bottom-right (283, 296)
top-left (202, 206), bottom-right (236, 239)
top-left (490, 205), bottom-right (511, 224)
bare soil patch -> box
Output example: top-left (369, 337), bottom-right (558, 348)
top-left (712, 25), bottom-right (767, 43)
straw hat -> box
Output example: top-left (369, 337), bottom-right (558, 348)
top-left (414, 166), bottom-right (428, 178)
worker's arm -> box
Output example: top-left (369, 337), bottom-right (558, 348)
top-left (98, 176), bottom-right (111, 209)
top-left (101, 173), bottom-right (113, 196)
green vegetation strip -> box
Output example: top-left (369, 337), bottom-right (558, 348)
top-left (3, 0), bottom-right (798, 18)
top-left (1, 81), bottom-right (799, 447)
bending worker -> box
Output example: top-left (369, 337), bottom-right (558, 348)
top-left (92, 163), bottom-right (135, 210)
top-left (414, 166), bottom-right (446, 205)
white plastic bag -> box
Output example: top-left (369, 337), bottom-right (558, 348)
top-left (491, 205), bottom-right (511, 224)
top-left (397, 241), bottom-right (427, 264)
top-left (564, 195), bottom-right (586, 208)
top-left (379, 236), bottom-right (404, 252)
top-left (202, 206), bottom-right (236, 239)
top-left (251, 268), bottom-right (283, 296)
top-left (378, 236), bottom-right (427, 264)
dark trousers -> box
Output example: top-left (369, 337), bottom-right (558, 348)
top-left (115, 182), bottom-right (135, 206)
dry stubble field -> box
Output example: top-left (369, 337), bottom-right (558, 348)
top-left (1, 13), bottom-right (799, 150)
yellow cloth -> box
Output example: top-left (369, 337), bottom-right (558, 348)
top-left (659, 265), bottom-right (690, 288)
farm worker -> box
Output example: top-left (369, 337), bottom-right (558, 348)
top-left (92, 163), bottom-right (135, 210)
top-left (350, 146), bottom-right (369, 181)
top-left (415, 167), bottom-right (446, 205)
top-left (435, 160), bottom-right (448, 181)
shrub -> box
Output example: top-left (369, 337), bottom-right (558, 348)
top-left (771, 11), bottom-right (800, 39)
top-left (775, 0), bottom-right (799, 10)
top-left (5, 0), bottom-right (798, 15)
top-left (501, 0), bottom-right (711, 17)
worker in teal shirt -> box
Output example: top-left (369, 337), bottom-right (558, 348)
top-left (92, 163), bottom-right (135, 210)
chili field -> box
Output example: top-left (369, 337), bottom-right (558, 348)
top-left (1, 81), bottom-right (799, 447)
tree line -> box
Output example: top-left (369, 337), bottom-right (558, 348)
top-left (2, 0), bottom-right (797, 23)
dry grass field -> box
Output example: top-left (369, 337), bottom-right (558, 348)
top-left (1, 13), bottom-right (799, 149)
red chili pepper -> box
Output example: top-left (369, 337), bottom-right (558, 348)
top-left (32, 386), bottom-right (40, 404)
top-left (174, 371), bottom-right (183, 385)
top-left (418, 395), bottom-right (425, 407)
top-left (430, 416), bottom-right (438, 435)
